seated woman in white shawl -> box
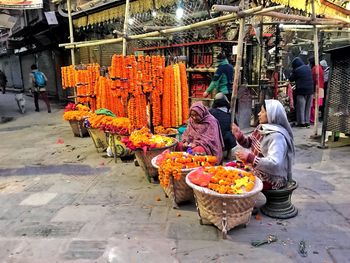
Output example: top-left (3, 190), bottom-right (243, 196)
top-left (231, 100), bottom-right (295, 190)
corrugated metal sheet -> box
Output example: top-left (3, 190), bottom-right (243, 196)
top-left (0, 55), bottom-right (22, 89)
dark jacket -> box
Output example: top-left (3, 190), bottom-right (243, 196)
top-left (289, 57), bottom-right (314, 95)
top-left (0, 70), bottom-right (7, 86)
top-left (209, 106), bottom-right (236, 150)
top-left (205, 59), bottom-right (234, 94)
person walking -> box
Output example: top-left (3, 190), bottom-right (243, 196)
top-left (0, 69), bottom-right (7, 94)
top-left (29, 64), bottom-right (51, 113)
top-left (288, 57), bottom-right (314, 127)
top-left (203, 53), bottom-right (234, 101)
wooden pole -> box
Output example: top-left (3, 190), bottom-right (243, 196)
top-left (122, 0), bottom-right (130, 56)
top-left (211, 5), bottom-right (240, 12)
top-left (67, 0), bottom-right (75, 65)
top-left (67, 0), bottom-right (77, 103)
top-left (231, 13), bottom-right (245, 123)
top-left (312, 0), bottom-right (320, 136)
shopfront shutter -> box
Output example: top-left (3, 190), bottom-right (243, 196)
top-left (100, 44), bottom-right (123, 66)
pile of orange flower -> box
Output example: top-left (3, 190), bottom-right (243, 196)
top-left (207, 166), bottom-right (255, 194)
top-left (123, 127), bottom-right (175, 151)
top-left (85, 114), bottom-right (131, 135)
top-left (154, 126), bottom-right (178, 135)
top-left (189, 166), bottom-right (256, 195)
top-left (156, 151), bottom-right (217, 187)
top-left (63, 103), bottom-right (91, 121)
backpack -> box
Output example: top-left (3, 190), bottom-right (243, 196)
top-left (33, 71), bottom-right (46, 87)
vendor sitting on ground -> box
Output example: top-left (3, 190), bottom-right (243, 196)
top-left (177, 101), bottom-right (224, 164)
top-left (209, 93), bottom-right (237, 159)
top-left (231, 99), bottom-right (295, 190)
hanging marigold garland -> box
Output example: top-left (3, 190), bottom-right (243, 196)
top-left (61, 55), bottom-right (189, 131)
top-left (179, 62), bottom-right (189, 122)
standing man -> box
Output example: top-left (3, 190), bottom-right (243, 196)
top-left (29, 64), bottom-right (51, 113)
top-left (203, 53), bottom-right (234, 101)
top-left (288, 57), bottom-right (314, 127)
top-left (0, 69), bottom-right (7, 94)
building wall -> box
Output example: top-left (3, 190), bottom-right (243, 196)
top-left (20, 50), bottom-right (58, 97)
top-left (0, 55), bottom-right (23, 89)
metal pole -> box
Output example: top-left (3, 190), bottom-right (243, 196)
top-left (312, 0), bottom-right (320, 136)
top-left (122, 0), bottom-right (130, 56)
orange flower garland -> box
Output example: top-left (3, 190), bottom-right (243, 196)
top-left (157, 152), bottom-right (217, 187)
top-left (61, 55), bottom-right (188, 130)
top-left (179, 62), bottom-right (189, 122)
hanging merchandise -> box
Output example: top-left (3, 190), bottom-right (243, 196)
top-left (61, 54), bottom-right (190, 131)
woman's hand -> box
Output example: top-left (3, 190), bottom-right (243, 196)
top-left (231, 123), bottom-right (241, 137)
top-left (183, 142), bottom-right (189, 148)
top-left (235, 149), bottom-right (251, 163)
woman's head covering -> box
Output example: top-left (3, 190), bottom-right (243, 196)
top-left (182, 102), bottom-right (224, 163)
top-left (264, 99), bottom-right (293, 139)
top-left (260, 99), bottom-right (295, 181)
top-left (320, 59), bottom-right (328, 68)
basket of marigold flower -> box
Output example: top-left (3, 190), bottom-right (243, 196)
top-left (185, 166), bottom-right (263, 239)
top-left (154, 126), bottom-right (179, 138)
top-left (151, 151), bottom-right (217, 208)
top-left (63, 103), bottom-right (91, 137)
top-left (123, 128), bottom-right (177, 183)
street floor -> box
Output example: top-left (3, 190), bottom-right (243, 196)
top-left (0, 92), bottom-right (349, 263)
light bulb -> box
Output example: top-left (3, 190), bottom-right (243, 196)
top-left (176, 7), bottom-right (184, 19)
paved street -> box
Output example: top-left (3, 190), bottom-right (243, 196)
top-left (0, 92), bottom-right (349, 263)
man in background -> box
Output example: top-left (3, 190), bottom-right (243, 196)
top-left (29, 64), bottom-right (51, 113)
top-left (203, 53), bottom-right (234, 101)
top-left (0, 69), bottom-right (7, 94)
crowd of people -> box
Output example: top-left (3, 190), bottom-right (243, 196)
top-left (178, 52), bottom-right (331, 191)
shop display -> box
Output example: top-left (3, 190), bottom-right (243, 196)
top-left (63, 103), bottom-right (91, 137)
top-left (61, 55), bottom-right (189, 130)
top-left (152, 151), bottom-right (217, 208)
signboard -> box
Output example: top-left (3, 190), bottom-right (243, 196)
top-left (0, 0), bottom-right (43, 10)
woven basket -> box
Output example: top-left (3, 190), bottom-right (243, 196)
top-left (108, 133), bottom-right (134, 158)
top-left (186, 168), bottom-right (263, 238)
top-left (87, 128), bottom-right (108, 152)
top-left (134, 141), bottom-right (177, 183)
top-left (69, 120), bottom-right (89, 137)
top-left (151, 156), bottom-right (194, 208)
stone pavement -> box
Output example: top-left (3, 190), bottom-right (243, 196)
top-left (0, 92), bottom-right (349, 263)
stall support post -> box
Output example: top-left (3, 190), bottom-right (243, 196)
top-left (122, 0), bottom-right (130, 56)
top-left (312, 0), bottom-right (320, 136)
top-left (231, 16), bottom-right (245, 123)
top-left (67, 0), bottom-right (77, 103)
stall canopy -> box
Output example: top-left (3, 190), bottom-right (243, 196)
top-left (0, 0), bottom-right (42, 10)
top-left (271, 0), bottom-right (350, 17)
